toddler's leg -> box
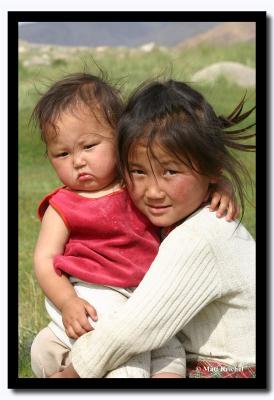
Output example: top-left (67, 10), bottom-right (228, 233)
top-left (31, 327), bottom-right (70, 378)
top-left (43, 283), bottom-right (150, 378)
top-left (74, 284), bottom-right (151, 378)
top-left (151, 336), bottom-right (186, 378)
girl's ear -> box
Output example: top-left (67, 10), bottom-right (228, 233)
top-left (209, 166), bottom-right (224, 183)
top-left (210, 167), bottom-right (224, 184)
top-left (202, 180), bottom-right (216, 203)
top-left (209, 177), bottom-right (219, 184)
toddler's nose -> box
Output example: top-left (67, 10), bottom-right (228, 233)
top-left (73, 151), bottom-right (86, 168)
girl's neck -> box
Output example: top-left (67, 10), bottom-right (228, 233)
top-left (161, 200), bottom-right (210, 239)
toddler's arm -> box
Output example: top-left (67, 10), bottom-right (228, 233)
top-left (34, 205), bottom-right (97, 338)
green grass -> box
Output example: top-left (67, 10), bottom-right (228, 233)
top-left (18, 41), bottom-right (256, 377)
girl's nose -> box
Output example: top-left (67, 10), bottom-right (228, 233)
top-left (145, 179), bottom-right (165, 200)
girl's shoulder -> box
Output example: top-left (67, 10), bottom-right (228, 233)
top-left (173, 206), bottom-right (254, 244)
top-left (162, 206), bottom-right (255, 291)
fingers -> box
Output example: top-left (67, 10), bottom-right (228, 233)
top-left (225, 201), bottom-right (234, 221)
top-left (77, 303), bottom-right (97, 332)
top-left (65, 317), bottom-right (94, 339)
top-left (209, 192), bottom-right (221, 211)
top-left (215, 196), bottom-right (229, 218)
top-left (235, 206), bottom-right (240, 219)
top-left (62, 299), bottom-right (98, 339)
top-left (85, 303), bottom-right (98, 322)
top-left (65, 320), bottom-right (87, 339)
top-left (64, 310), bottom-right (96, 339)
top-left (225, 203), bottom-right (240, 222)
top-left (210, 190), bottom-right (240, 221)
top-left (209, 195), bottom-right (240, 221)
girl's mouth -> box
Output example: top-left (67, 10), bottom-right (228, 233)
top-left (146, 204), bottom-right (172, 214)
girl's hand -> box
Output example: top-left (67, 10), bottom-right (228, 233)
top-left (61, 297), bottom-right (98, 339)
top-left (209, 177), bottom-right (240, 221)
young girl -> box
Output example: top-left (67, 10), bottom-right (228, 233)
top-left (53, 79), bottom-right (256, 379)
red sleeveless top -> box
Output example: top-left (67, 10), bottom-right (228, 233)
top-left (38, 188), bottom-right (160, 287)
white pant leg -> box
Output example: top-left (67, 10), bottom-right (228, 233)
top-left (105, 351), bottom-right (151, 378)
top-left (46, 282), bottom-right (151, 378)
top-left (45, 282), bottom-right (131, 348)
top-left (151, 336), bottom-right (186, 377)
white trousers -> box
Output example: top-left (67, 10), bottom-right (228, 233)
top-left (31, 281), bottom-right (185, 378)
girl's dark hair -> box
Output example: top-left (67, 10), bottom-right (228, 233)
top-left (117, 79), bottom-right (255, 219)
top-left (31, 72), bottom-right (124, 143)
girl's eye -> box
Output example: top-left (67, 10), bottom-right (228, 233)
top-left (164, 170), bottom-right (178, 176)
top-left (130, 169), bottom-right (145, 175)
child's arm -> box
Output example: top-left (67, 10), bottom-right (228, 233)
top-left (34, 205), bottom-right (97, 339)
top-left (209, 176), bottom-right (240, 221)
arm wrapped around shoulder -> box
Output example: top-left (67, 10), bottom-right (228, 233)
top-left (71, 229), bottom-right (221, 378)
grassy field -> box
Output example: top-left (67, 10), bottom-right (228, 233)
top-left (19, 41), bottom-right (256, 377)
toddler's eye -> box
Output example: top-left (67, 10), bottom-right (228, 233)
top-left (84, 144), bottom-right (96, 150)
top-left (57, 152), bottom-right (69, 158)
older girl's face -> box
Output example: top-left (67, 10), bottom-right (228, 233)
top-left (126, 142), bottom-right (213, 227)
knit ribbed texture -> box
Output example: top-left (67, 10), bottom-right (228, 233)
top-left (71, 206), bottom-right (255, 378)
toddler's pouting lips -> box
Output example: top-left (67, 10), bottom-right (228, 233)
top-left (78, 173), bottom-right (93, 182)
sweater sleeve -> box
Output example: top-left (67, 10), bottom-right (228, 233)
top-left (71, 230), bottom-right (222, 377)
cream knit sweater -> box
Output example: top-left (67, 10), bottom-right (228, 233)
top-left (71, 206), bottom-right (255, 377)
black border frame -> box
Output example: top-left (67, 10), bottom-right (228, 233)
top-left (10, 10), bottom-right (267, 390)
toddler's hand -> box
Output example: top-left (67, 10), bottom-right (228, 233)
top-left (61, 296), bottom-right (98, 339)
top-left (209, 177), bottom-right (240, 221)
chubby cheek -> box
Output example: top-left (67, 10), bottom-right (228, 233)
top-left (50, 160), bottom-right (70, 184)
top-left (101, 142), bottom-right (116, 158)
top-left (96, 146), bottom-right (117, 177)
top-left (103, 157), bottom-right (117, 175)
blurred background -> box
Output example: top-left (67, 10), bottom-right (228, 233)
top-left (19, 21), bottom-right (256, 377)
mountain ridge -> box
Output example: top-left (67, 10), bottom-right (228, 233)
top-left (19, 21), bottom-right (222, 47)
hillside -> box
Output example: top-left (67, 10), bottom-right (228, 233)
top-left (176, 22), bottom-right (255, 49)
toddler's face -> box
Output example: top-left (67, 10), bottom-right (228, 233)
top-left (46, 107), bottom-right (117, 192)
top-left (126, 142), bottom-right (212, 227)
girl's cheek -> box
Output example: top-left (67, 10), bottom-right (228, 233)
top-left (130, 187), bottom-right (142, 201)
